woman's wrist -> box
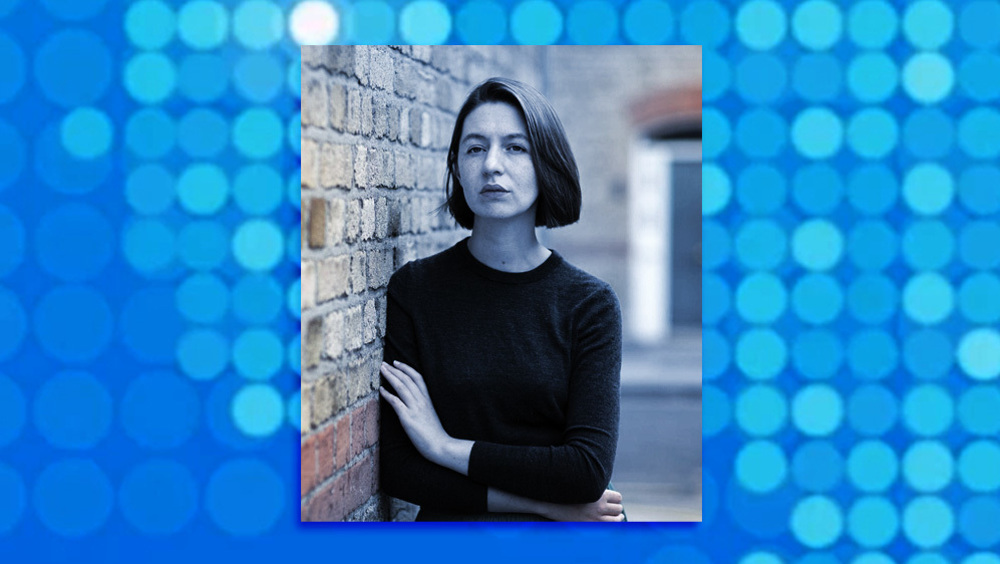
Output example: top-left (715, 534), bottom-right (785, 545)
top-left (432, 436), bottom-right (474, 476)
top-left (488, 487), bottom-right (548, 516)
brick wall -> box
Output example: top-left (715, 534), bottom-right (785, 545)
top-left (299, 45), bottom-right (543, 522)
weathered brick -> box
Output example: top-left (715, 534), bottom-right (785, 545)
top-left (317, 255), bottom-right (349, 302)
top-left (308, 198), bottom-right (326, 248)
top-left (353, 45), bottom-right (370, 87)
top-left (353, 145), bottom-right (367, 190)
top-left (323, 309), bottom-right (344, 359)
top-left (363, 299), bottom-right (376, 344)
top-left (330, 368), bottom-right (348, 415)
top-left (327, 198), bottom-right (345, 245)
top-left (345, 199), bottom-right (361, 243)
top-left (388, 198), bottom-right (402, 237)
top-left (302, 434), bottom-right (317, 497)
top-left (305, 316), bottom-right (322, 370)
top-left (398, 197), bottom-right (412, 234)
top-left (395, 240), bottom-right (417, 270)
top-left (348, 452), bottom-right (375, 513)
top-left (320, 143), bottom-right (352, 189)
top-left (395, 150), bottom-right (414, 189)
top-left (370, 47), bottom-right (394, 91)
top-left (430, 47), bottom-right (450, 72)
top-left (435, 79), bottom-right (452, 112)
top-left (361, 90), bottom-right (374, 136)
top-left (361, 198), bottom-right (375, 241)
top-left (323, 46), bottom-right (356, 78)
top-left (351, 408), bottom-right (365, 459)
top-left (347, 88), bottom-right (361, 134)
top-left (335, 415), bottom-right (350, 468)
top-left (377, 296), bottom-right (388, 338)
top-left (312, 373), bottom-right (333, 426)
top-left (368, 248), bottom-right (392, 289)
top-left (373, 95), bottom-right (388, 139)
top-left (316, 423), bottom-right (335, 483)
top-left (398, 108), bottom-right (409, 145)
top-left (350, 250), bottom-right (366, 293)
top-left (364, 397), bottom-right (379, 449)
top-left (387, 103), bottom-right (400, 142)
top-left (309, 470), bottom-right (348, 522)
top-left (411, 45), bottom-right (431, 63)
top-left (302, 45), bottom-right (322, 68)
top-left (375, 197), bottom-right (388, 240)
top-left (409, 108), bottom-right (425, 146)
top-left (301, 260), bottom-right (316, 310)
top-left (374, 149), bottom-right (394, 188)
top-left (329, 83), bottom-right (346, 131)
top-left (445, 47), bottom-right (466, 82)
top-left (301, 138), bottom-right (318, 189)
top-left (344, 304), bottom-right (363, 351)
top-left (302, 75), bottom-right (327, 127)
top-left (394, 59), bottom-right (418, 100)
top-left (348, 358), bottom-right (368, 410)
top-left (301, 382), bottom-right (313, 431)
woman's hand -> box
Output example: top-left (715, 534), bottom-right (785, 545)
top-left (537, 489), bottom-right (625, 522)
top-left (380, 361), bottom-right (472, 473)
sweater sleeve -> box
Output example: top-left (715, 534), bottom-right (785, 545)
top-left (466, 286), bottom-right (622, 504)
top-left (379, 267), bottom-right (489, 512)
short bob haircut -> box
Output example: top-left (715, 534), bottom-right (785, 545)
top-left (444, 77), bottom-right (581, 229)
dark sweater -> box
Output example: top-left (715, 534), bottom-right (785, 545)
top-left (379, 238), bottom-right (622, 515)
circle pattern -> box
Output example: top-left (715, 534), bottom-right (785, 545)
top-left (0, 0), bottom-right (995, 553)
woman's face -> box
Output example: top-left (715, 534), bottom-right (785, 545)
top-left (456, 102), bottom-right (539, 225)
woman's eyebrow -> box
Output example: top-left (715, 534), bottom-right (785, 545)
top-left (461, 133), bottom-right (529, 143)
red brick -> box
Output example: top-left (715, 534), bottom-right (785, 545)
top-left (316, 424), bottom-right (335, 483)
top-left (328, 472), bottom-right (350, 522)
top-left (346, 452), bottom-right (373, 514)
top-left (351, 407), bottom-right (365, 459)
top-left (334, 416), bottom-right (350, 469)
top-left (364, 397), bottom-right (379, 449)
top-left (309, 471), bottom-right (349, 522)
top-left (301, 435), bottom-right (317, 497)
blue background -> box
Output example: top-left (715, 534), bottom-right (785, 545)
top-left (2, 0), bottom-right (999, 562)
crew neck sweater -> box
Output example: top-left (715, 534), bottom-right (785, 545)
top-left (379, 238), bottom-right (622, 515)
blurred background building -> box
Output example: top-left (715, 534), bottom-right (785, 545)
top-left (538, 46), bottom-right (703, 521)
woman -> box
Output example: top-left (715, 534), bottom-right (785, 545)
top-left (379, 77), bottom-right (624, 522)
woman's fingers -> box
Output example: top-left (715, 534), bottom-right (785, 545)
top-left (604, 503), bottom-right (624, 515)
top-left (380, 363), bottom-right (416, 406)
top-left (383, 361), bottom-right (423, 400)
top-left (379, 386), bottom-right (406, 414)
top-left (393, 361), bottom-right (429, 396)
top-left (605, 489), bottom-right (623, 504)
top-left (598, 513), bottom-right (625, 522)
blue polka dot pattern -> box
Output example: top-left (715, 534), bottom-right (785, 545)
top-left (0, 0), bottom-right (993, 560)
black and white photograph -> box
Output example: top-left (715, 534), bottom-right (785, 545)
top-left (300, 45), bottom-right (702, 522)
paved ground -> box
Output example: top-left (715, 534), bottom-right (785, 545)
top-left (611, 329), bottom-right (702, 522)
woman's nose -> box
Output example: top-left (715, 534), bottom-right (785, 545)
top-left (483, 146), bottom-right (502, 174)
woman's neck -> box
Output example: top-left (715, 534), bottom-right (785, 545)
top-left (468, 217), bottom-right (551, 273)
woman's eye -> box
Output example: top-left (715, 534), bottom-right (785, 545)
top-left (508, 145), bottom-right (527, 153)
top-left (466, 146), bottom-right (484, 154)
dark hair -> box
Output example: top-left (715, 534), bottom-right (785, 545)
top-left (444, 77), bottom-right (581, 229)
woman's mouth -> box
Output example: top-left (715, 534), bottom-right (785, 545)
top-left (481, 184), bottom-right (509, 194)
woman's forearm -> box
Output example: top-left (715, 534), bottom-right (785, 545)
top-left (487, 487), bottom-right (545, 515)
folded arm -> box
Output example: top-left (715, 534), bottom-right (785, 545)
top-left (381, 287), bottom-right (622, 505)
